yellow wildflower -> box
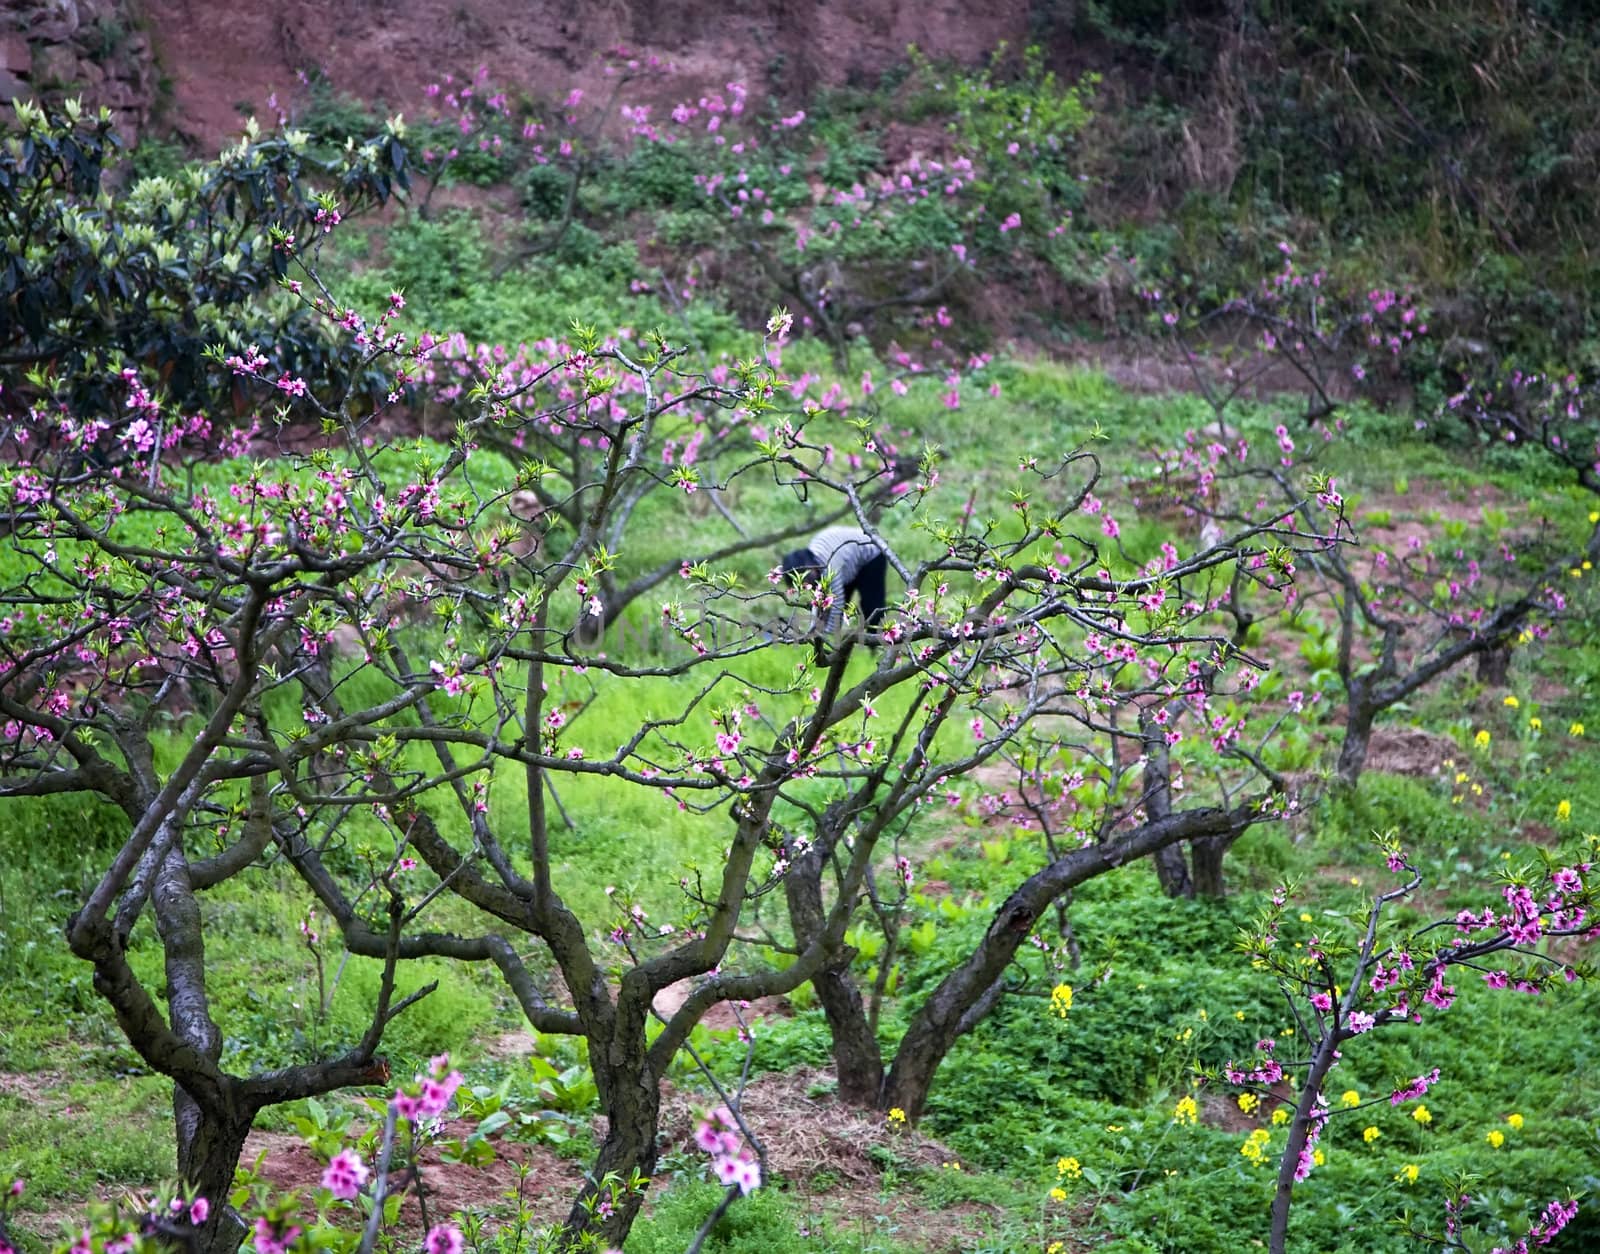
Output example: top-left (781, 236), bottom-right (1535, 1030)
top-left (1591, 511), bottom-right (1599, 524)
top-left (1363, 1126), bottom-right (1381, 1143)
top-left (941, 1160), bottom-right (962, 1171)
top-left (888, 1107), bottom-right (907, 1125)
top-left (1530, 717), bottom-right (1543, 731)
top-left (1051, 983), bottom-right (1073, 1018)
top-left (1049, 1186), bottom-right (1068, 1202)
top-left (1235, 1010), bottom-right (1246, 1020)
top-left (1271, 1107), bottom-right (1290, 1126)
top-left (1048, 1245), bottom-right (1064, 1254)
top-left (1504, 695), bottom-right (1520, 708)
top-left (1299, 911), bottom-right (1313, 922)
top-left (1340, 1090), bottom-right (1361, 1108)
top-left (1474, 729), bottom-right (1491, 750)
top-left (1412, 1105), bottom-right (1432, 1126)
top-left (1506, 1113), bottom-right (1524, 1130)
top-left (1313, 1148), bottom-right (1325, 1167)
top-left (1557, 799), bottom-right (1573, 823)
top-left (1572, 722), bottom-right (1586, 737)
top-left (1056, 1156), bottom-right (1082, 1179)
top-left (1238, 1092), bottom-right (1260, 1114)
top-left (1173, 1095), bottom-right (1199, 1125)
top-left (1240, 1128), bottom-right (1271, 1164)
top-left (1396, 1163), bottom-right (1419, 1185)
top-left (1487, 1129), bottom-right (1505, 1148)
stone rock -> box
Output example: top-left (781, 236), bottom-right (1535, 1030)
top-left (28, 0), bottom-right (82, 43)
top-left (0, 33), bottom-right (30, 73)
top-left (33, 42), bottom-right (82, 87)
top-left (99, 77), bottom-right (137, 107)
top-left (0, 69), bottom-right (32, 102)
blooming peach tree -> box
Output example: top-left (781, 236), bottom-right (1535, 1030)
top-left (1219, 832), bottom-right (1594, 1253)
top-left (1138, 249), bottom-right (1577, 788)
top-left (0, 141), bottom-right (1349, 1251)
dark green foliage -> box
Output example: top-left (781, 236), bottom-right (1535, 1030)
top-left (0, 98), bottom-right (410, 422)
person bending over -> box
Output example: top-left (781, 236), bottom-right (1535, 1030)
top-left (779, 526), bottom-right (890, 649)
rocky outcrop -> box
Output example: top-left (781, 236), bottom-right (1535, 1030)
top-left (137, 0), bottom-right (1030, 150)
top-left (1, 0), bottom-right (156, 144)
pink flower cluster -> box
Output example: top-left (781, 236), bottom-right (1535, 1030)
top-left (692, 1105), bottom-right (761, 1194)
top-left (1491, 1198), bottom-right (1580, 1253)
top-left (321, 1148), bottom-right (369, 1201)
top-left (1390, 1067), bottom-right (1442, 1106)
top-left (426, 1223), bottom-right (464, 1254)
top-left (393, 1053), bottom-right (464, 1121)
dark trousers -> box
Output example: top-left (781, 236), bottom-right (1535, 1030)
top-left (852, 551), bottom-right (889, 632)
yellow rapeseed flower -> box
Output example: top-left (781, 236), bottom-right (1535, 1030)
top-left (1572, 722), bottom-right (1586, 737)
top-left (888, 1107), bottom-right (907, 1124)
top-left (1173, 1095), bottom-right (1199, 1125)
top-left (1340, 1090), bottom-right (1361, 1108)
top-left (1313, 1148), bottom-right (1325, 1167)
top-left (1396, 1163), bottom-right (1419, 1185)
top-left (1474, 729), bottom-right (1491, 750)
top-left (1557, 799), bottom-right (1573, 823)
top-left (1299, 911), bottom-right (1313, 922)
top-left (1051, 983), bottom-right (1074, 1018)
top-left (1238, 1092), bottom-right (1260, 1114)
top-left (1504, 695), bottom-right (1520, 708)
top-left (1240, 1128), bottom-right (1271, 1164)
top-left (1506, 1113), bottom-right (1524, 1130)
top-left (1048, 1244), bottom-right (1064, 1254)
top-left (1271, 1107), bottom-right (1290, 1126)
top-left (1412, 1105), bottom-right (1432, 1126)
top-left (1487, 1129), bottom-right (1505, 1148)
top-left (1056, 1156), bottom-right (1082, 1179)
top-left (1049, 1186), bottom-right (1068, 1202)
top-left (1530, 717), bottom-right (1543, 731)
top-left (1363, 1126), bottom-right (1381, 1143)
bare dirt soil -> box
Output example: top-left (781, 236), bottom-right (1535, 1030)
top-left (139, 0), bottom-right (1032, 151)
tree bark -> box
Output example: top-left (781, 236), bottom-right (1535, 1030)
top-left (1151, 842), bottom-right (1194, 898)
top-left (1144, 734), bottom-right (1194, 898)
top-left (1190, 834), bottom-right (1232, 898)
top-left (1335, 695), bottom-right (1376, 789)
top-left (565, 1057), bottom-right (661, 1248)
top-left (180, 1103), bottom-right (254, 1254)
top-left (783, 842), bottom-right (885, 1105)
top-left (1476, 643), bottom-right (1511, 686)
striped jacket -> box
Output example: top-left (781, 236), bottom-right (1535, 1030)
top-left (808, 526), bottom-right (881, 634)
